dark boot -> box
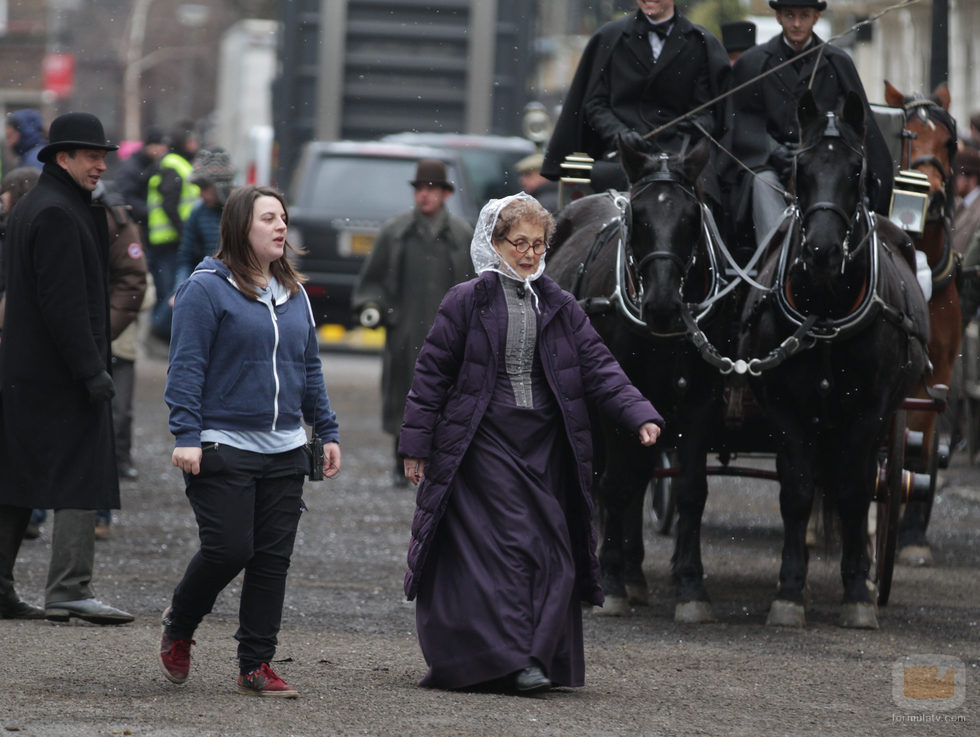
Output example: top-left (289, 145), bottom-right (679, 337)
top-left (0, 505), bottom-right (43, 619)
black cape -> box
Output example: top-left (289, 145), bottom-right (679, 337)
top-left (542, 10), bottom-right (730, 181)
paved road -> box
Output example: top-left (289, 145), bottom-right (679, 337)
top-left (1, 349), bottom-right (976, 736)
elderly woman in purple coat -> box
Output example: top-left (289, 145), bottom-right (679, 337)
top-left (399, 193), bottom-right (663, 694)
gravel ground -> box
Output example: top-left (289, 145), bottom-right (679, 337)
top-left (1, 348), bottom-right (976, 737)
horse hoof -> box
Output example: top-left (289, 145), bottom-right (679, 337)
top-left (596, 595), bottom-right (630, 616)
top-left (625, 582), bottom-right (649, 606)
top-left (766, 600), bottom-right (806, 628)
top-left (898, 544), bottom-right (933, 567)
top-left (674, 600), bottom-right (716, 623)
top-left (840, 602), bottom-right (879, 629)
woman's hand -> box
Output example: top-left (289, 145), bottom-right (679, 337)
top-left (323, 442), bottom-right (341, 478)
top-left (172, 446), bottom-right (203, 475)
top-left (403, 457), bottom-right (426, 486)
top-left (638, 422), bottom-right (661, 447)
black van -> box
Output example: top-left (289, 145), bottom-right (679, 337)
top-left (287, 136), bottom-right (534, 327)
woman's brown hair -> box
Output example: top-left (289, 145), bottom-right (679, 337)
top-left (215, 185), bottom-right (306, 300)
top-left (491, 196), bottom-right (554, 244)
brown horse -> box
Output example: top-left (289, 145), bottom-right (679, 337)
top-left (883, 81), bottom-right (960, 567)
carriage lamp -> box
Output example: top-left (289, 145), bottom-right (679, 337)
top-left (522, 101), bottom-right (553, 145)
top-left (559, 152), bottom-right (595, 211)
top-left (888, 170), bottom-right (931, 236)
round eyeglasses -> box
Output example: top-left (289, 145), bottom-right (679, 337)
top-left (502, 236), bottom-right (548, 255)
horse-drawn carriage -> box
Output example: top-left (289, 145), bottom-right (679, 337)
top-left (545, 87), bottom-right (955, 629)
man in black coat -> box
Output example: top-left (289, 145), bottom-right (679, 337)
top-left (0, 112), bottom-right (133, 624)
top-left (724, 0), bottom-right (893, 250)
top-left (542, 0), bottom-right (730, 193)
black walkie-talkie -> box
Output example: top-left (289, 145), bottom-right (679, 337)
top-left (309, 387), bottom-right (324, 481)
top-left (309, 434), bottom-right (324, 481)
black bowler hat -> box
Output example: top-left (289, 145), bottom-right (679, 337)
top-left (721, 21), bottom-right (756, 52)
top-left (38, 112), bottom-right (119, 163)
top-left (770, 0), bottom-right (827, 10)
top-left (410, 158), bottom-right (454, 191)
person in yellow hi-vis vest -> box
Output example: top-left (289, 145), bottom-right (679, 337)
top-left (146, 121), bottom-right (200, 341)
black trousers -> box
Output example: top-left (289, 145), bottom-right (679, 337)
top-left (166, 443), bottom-right (308, 674)
top-left (110, 356), bottom-right (135, 467)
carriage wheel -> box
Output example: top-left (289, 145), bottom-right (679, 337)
top-left (874, 410), bottom-right (906, 606)
top-left (648, 450), bottom-right (676, 535)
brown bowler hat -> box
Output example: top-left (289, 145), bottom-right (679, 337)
top-left (410, 159), bottom-right (454, 191)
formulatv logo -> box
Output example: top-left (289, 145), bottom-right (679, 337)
top-left (892, 654), bottom-right (966, 711)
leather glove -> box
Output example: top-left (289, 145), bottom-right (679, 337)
top-left (84, 370), bottom-right (115, 403)
top-left (617, 130), bottom-right (649, 154)
top-left (769, 143), bottom-right (796, 181)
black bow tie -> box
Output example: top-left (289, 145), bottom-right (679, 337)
top-left (647, 20), bottom-right (673, 40)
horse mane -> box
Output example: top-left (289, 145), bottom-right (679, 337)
top-left (550, 210), bottom-right (576, 256)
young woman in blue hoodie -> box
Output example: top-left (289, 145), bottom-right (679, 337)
top-left (160, 185), bottom-right (341, 698)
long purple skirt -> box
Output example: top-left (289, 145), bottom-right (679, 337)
top-left (415, 380), bottom-right (585, 689)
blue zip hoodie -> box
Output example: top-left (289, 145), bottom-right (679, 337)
top-left (166, 256), bottom-right (339, 448)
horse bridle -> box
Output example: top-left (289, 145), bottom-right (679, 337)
top-left (629, 154), bottom-right (703, 291)
top-left (795, 112), bottom-right (870, 270)
top-left (902, 97), bottom-right (958, 219)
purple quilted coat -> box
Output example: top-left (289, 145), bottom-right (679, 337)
top-left (399, 271), bottom-right (663, 606)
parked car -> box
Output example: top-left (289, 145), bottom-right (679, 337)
top-left (287, 135), bottom-right (536, 327)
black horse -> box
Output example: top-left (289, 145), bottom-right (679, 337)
top-left (547, 135), bottom-right (734, 620)
top-left (739, 91), bottom-right (930, 628)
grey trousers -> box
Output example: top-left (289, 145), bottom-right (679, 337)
top-left (0, 506), bottom-right (94, 605)
top-left (46, 509), bottom-right (96, 605)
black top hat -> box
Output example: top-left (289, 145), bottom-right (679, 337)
top-left (410, 159), bottom-right (454, 191)
top-left (770, 0), bottom-right (827, 11)
top-left (721, 21), bottom-right (757, 52)
top-left (38, 112), bottom-right (119, 164)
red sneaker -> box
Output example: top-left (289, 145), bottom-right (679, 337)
top-left (159, 632), bottom-right (194, 684)
top-left (237, 663), bottom-right (299, 698)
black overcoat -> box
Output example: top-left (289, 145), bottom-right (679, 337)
top-left (0, 163), bottom-right (119, 510)
top-left (542, 10), bottom-right (729, 180)
top-left (724, 33), bottom-right (894, 214)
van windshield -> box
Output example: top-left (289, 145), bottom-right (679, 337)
top-left (308, 156), bottom-right (465, 219)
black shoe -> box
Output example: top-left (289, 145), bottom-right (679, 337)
top-left (22, 522), bottom-right (41, 540)
top-left (45, 598), bottom-right (134, 625)
top-left (514, 665), bottom-right (551, 694)
top-left (118, 464), bottom-right (139, 481)
top-left (0, 595), bottom-right (45, 620)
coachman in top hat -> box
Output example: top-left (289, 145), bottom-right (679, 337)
top-left (723, 0), bottom-right (894, 251)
